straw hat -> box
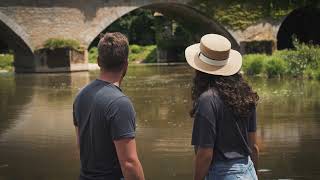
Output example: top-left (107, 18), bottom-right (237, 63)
top-left (185, 34), bottom-right (242, 76)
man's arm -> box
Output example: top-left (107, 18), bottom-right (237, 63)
top-left (75, 127), bottom-right (80, 151)
top-left (114, 138), bottom-right (145, 180)
top-left (249, 132), bottom-right (259, 171)
top-left (194, 147), bottom-right (213, 180)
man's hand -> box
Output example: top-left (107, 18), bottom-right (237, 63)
top-left (194, 147), bottom-right (213, 180)
top-left (114, 138), bottom-right (145, 180)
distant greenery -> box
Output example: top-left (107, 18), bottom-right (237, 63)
top-left (190, 0), bottom-right (318, 30)
top-left (88, 45), bottom-right (157, 64)
top-left (0, 54), bottom-right (14, 71)
top-left (43, 38), bottom-right (83, 51)
top-left (88, 47), bottom-right (98, 63)
top-left (90, 9), bottom-right (156, 47)
top-left (243, 41), bottom-right (320, 79)
top-left (129, 45), bottom-right (157, 63)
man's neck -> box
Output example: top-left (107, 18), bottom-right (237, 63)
top-left (99, 70), bottom-right (122, 87)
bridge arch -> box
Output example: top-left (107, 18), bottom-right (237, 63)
top-left (0, 11), bottom-right (34, 54)
top-left (83, 2), bottom-right (239, 50)
top-left (277, 6), bottom-right (320, 50)
top-left (0, 11), bottom-right (35, 72)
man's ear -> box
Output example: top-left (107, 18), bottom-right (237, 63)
top-left (121, 60), bottom-right (129, 78)
top-left (97, 56), bottom-right (102, 67)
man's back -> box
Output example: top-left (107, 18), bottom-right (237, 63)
top-left (73, 79), bottom-right (136, 180)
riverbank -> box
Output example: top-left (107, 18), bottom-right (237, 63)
top-left (89, 43), bottom-right (320, 80)
top-left (2, 43), bottom-right (320, 81)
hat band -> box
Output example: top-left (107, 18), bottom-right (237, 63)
top-left (199, 53), bottom-right (228, 66)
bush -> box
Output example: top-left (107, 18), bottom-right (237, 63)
top-left (315, 69), bottom-right (320, 81)
top-left (43, 38), bottom-right (83, 51)
top-left (88, 47), bottom-right (98, 63)
top-left (243, 54), bottom-right (266, 75)
top-left (130, 44), bottom-right (143, 54)
top-left (0, 54), bottom-right (14, 71)
top-left (265, 56), bottom-right (287, 78)
top-left (275, 41), bottom-right (320, 77)
top-left (129, 44), bottom-right (157, 63)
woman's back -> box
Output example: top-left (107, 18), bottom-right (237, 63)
top-left (192, 88), bottom-right (257, 162)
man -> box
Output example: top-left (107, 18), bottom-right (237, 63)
top-left (73, 32), bottom-right (145, 180)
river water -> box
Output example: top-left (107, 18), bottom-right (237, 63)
top-left (0, 65), bottom-right (319, 180)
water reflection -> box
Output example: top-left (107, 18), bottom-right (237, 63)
top-left (0, 65), bottom-right (319, 180)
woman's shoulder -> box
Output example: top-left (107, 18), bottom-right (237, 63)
top-left (198, 88), bottom-right (221, 104)
top-left (199, 88), bottom-right (219, 99)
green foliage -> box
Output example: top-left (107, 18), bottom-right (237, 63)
top-left (0, 54), bottom-right (14, 71)
top-left (43, 38), bottom-right (83, 51)
top-left (88, 47), bottom-right (98, 64)
top-left (190, 0), bottom-right (317, 30)
top-left (275, 40), bottom-right (320, 77)
top-left (88, 45), bottom-right (157, 64)
top-left (243, 41), bottom-right (320, 80)
top-left (265, 56), bottom-right (287, 78)
top-left (129, 45), bottom-right (157, 63)
top-left (243, 54), bottom-right (266, 75)
top-left (103, 9), bottom-right (156, 46)
top-left (315, 69), bottom-right (320, 81)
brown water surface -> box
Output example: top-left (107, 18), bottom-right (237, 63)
top-left (0, 65), bottom-right (319, 180)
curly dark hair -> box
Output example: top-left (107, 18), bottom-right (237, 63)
top-left (190, 70), bottom-right (259, 120)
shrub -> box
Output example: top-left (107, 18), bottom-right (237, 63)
top-left (275, 41), bottom-right (320, 77)
top-left (88, 47), bottom-right (98, 63)
top-left (43, 38), bottom-right (83, 51)
top-left (0, 54), bottom-right (14, 71)
top-left (129, 44), bottom-right (157, 63)
top-left (243, 54), bottom-right (266, 75)
top-left (315, 68), bottom-right (320, 81)
top-left (130, 44), bottom-right (143, 54)
top-left (265, 56), bottom-right (287, 78)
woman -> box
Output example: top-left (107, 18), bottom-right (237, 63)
top-left (185, 34), bottom-right (259, 180)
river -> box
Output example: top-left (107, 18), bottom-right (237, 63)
top-left (0, 65), bottom-right (319, 180)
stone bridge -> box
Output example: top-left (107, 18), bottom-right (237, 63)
top-left (0, 0), bottom-right (319, 72)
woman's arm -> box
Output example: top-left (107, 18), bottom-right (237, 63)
top-left (194, 147), bottom-right (213, 180)
top-left (249, 132), bottom-right (259, 171)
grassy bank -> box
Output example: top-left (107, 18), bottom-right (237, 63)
top-left (243, 43), bottom-right (320, 80)
top-left (89, 44), bottom-right (157, 64)
top-left (0, 54), bottom-right (14, 71)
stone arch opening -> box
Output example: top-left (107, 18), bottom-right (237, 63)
top-left (277, 6), bottom-right (320, 50)
top-left (0, 12), bottom-right (35, 72)
top-left (86, 3), bottom-right (239, 50)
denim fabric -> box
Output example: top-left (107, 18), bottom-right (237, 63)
top-left (205, 156), bottom-right (258, 180)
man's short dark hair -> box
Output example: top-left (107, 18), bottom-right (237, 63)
top-left (97, 32), bottom-right (129, 72)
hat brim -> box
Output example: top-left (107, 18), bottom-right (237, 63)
top-left (185, 43), bottom-right (242, 76)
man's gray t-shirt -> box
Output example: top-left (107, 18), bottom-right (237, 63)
top-left (73, 79), bottom-right (136, 180)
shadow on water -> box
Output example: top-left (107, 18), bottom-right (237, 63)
top-left (0, 71), bottom-right (91, 180)
top-left (0, 73), bottom-right (34, 135)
